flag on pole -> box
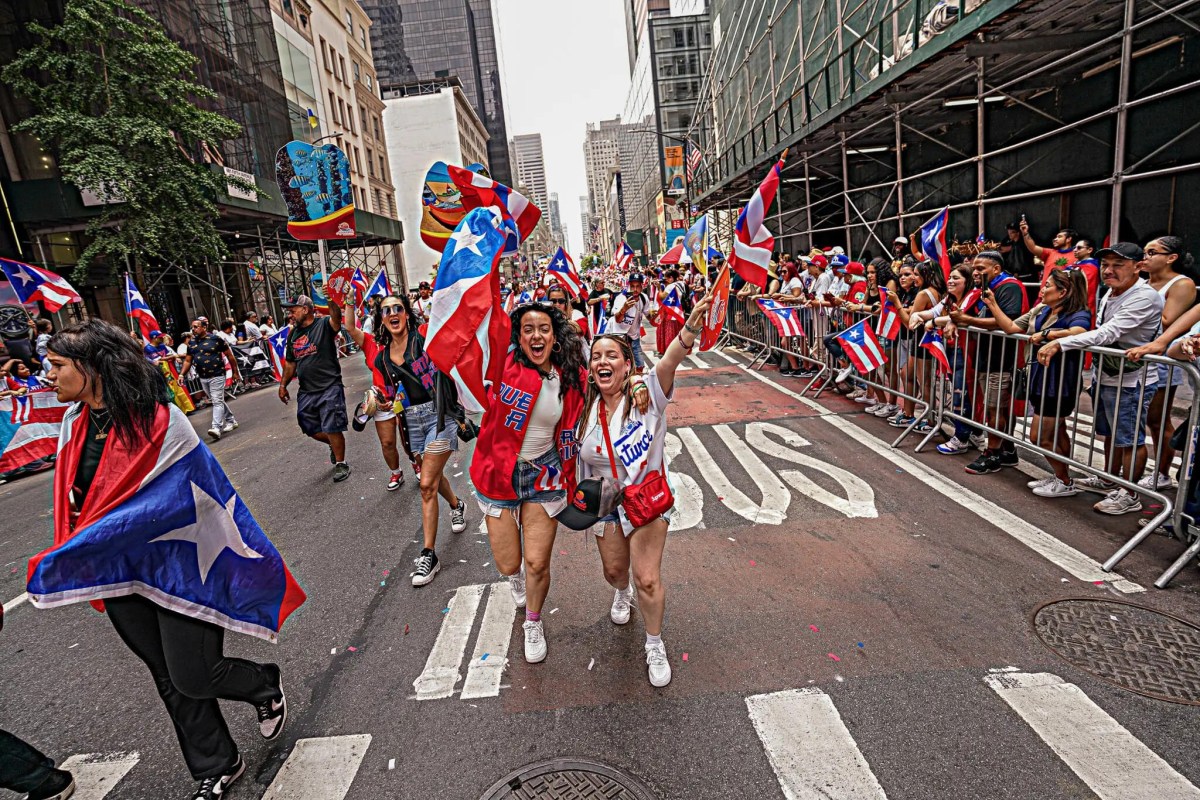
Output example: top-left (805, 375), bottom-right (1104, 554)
top-left (835, 318), bottom-right (887, 373)
top-left (918, 207), bottom-right (951, 278)
top-left (610, 241), bottom-right (634, 273)
top-left (124, 274), bottom-right (160, 342)
top-left (659, 283), bottom-right (687, 326)
top-left (686, 142), bottom-right (702, 183)
top-left (756, 298), bottom-right (806, 338)
top-left (684, 215), bottom-right (709, 277)
top-left (544, 247), bottom-right (583, 298)
top-left (364, 270), bottom-right (391, 300)
top-left (699, 265), bottom-right (731, 351)
top-left (728, 150), bottom-right (787, 289)
top-left (0, 258), bottom-right (82, 312)
top-left (446, 164), bottom-right (541, 256)
top-left (919, 328), bottom-right (951, 374)
top-left (267, 325), bottom-right (292, 381)
top-left (876, 297), bottom-right (901, 340)
top-left (424, 207), bottom-right (512, 413)
top-left (350, 267), bottom-right (368, 303)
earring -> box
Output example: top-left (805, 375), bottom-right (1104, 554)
top-left (587, 372), bottom-right (596, 384)
top-left (552, 341), bottom-right (561, 353)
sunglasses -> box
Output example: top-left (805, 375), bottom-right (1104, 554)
top-left (550, 298), bottom-right (569, 305)
top-left (381, 304), bottom-right (405, 316)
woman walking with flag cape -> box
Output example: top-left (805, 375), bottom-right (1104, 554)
top-left (27, 320), bottom-right (303, 800)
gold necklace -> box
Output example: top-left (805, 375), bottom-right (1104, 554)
top-left (92, 408), bottom-right (113, 440)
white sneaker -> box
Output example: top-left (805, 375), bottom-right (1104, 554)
top-left (936, 436), bottom-right (970, 455)
top-left (509, 566), bottom-right (526, 608)
top-left (968, 433), bottom-right (988, 450)
top-left (222, 420), bottom-right (239, 432)
top-left (848, 387), bottom-right (865, 399)
top-left (207, 428), bottom-right (222, 441)
top-left (523, 619), bottom-right (546, 663)
top-left (836, 366), bottom-right (854, 384)
top-left (871, 403), bottom-right (898, 417)
top-left (1094, 488), bottom-right (1143, 515)
top-left (853, 393), bottom-right (873, 404)
top-left (1026, 475), bottom-right (1056, 489)
top-left (1033, 478), bottom-right (1080, 498)
top-left (610, 586), bottom-right (634, 625)
top-left (863, 402), bottom-right (884, 414)
top-left (1137, 472), bottom-right (1175, 491)
top-left (1075, 475), bottom-right (1117, 494)
top-left (645, 641), bottom-right (672, 687)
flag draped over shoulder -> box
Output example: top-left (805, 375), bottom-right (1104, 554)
top-left (0, 258), bottom-right (81, 312)
top-left (728, 150), bottom-right (787, 289)
top-left (659, 283), bottom-right (687, 326)
top-left (27, 403), bottom-right (306, 642)
top-left (424, 207), bottom-right (513, 413)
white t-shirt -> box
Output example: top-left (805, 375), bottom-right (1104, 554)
top-left (217, 331), bottom-right (237, 346)
top-left (811, 271), bottom-right (833, 297)
top-left (578, 370), bottom-right (673, 533)
top-left (259, 323), bottom-right (278, 338)
top-left (607, 292), bottom-right (648, 338)
top-left (518, 369), bottom-right (563, 459)
top-left (243, 321), bottom-right (263, 340)
top-left (783, 277), bottom-right (804, 296)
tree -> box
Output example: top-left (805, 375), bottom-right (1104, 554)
top-left (581, 253), bottom-right (605, 271)
top-left (2, 0), bottom-right (257, 281)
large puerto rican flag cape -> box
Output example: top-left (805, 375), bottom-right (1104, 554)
top-left (756, 298), bottom-right (805, 338)
top-left (425, 206), bottom-right (512, 413)
top-left (918, 206), bottom-right (952, 279)
top-left (447, 164), bottom-right (541, 256)
top-left (0, 258), bottom-right (82, 312)
top-left (1, 389), bottom-right (69, 476)
top-left (835, 318), bottom-right (888, 373)
top-left (728, 149), bottom-right (788, 289)
top-left (124, 274), bottom-right (160, 342)
top-left (544, 247), bottom-right (583, 298)
top-left (27, 403), bottom-right (306, 641)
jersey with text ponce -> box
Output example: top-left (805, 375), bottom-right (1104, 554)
top-left (285, 316), bottom-right (342, 393)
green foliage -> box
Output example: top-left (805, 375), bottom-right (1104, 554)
top-left (580, 252), bottom-right (604, 271)
top-left (2, 0), bottom-right (258, 281)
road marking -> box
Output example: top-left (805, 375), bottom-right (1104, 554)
top-left (664, 433), bottom-right (704, 530)
top-left (677, 426), bottom-right (787, 525)
top-left (261, 735), bottom-right (373, 800)
top-left (412, 584), bottom-right (485, 699)
top-left (461, 581), bottom-right (517, 699)
top-left (2, 592), bottom-right (28, 614)
top-left (58, 752), bottom-right (139, 800)
top-left (686, 353), bottom-right (711, 369)
top-left (747, 422), bottom-right (878, 519)
top-left (746, 688), bottom-right (888, 800)
top-left (984, 672), bottom-right (1200, 800)
top-left (737, 365), bottom-right (1145, 592)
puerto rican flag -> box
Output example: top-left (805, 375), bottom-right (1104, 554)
top-left (660, 283), bottom-right (687, 326)
top-left (350, 267), bottom-right (369, 304)
top-left (27, 403), bottom-right (306, 641)
top-left (447, 164), bottom-right (541, 256)
top-left (1, 389), bottom-right (69, 476)
top-left (0, 258), bottom-right (82, 312)
top-left (835, 318), bottom-right (887, 373)
top-left (876, 297), bottom-right (901, 340)
top-left (544, 247), bottom-right (583, 298)
top-left (920, 328), bottom-right (951, 374)
top-left (961, 287), bottom-right (983, 314)
top-left (364, 270), bottom-right (391, 300)
top-left (425, 207), bottom-right (512, 413)
top-left (918, 207), bottom-right (952, 279)
top-left (610, 241), bottom-right (634, 273)
top-left (756, 298), bottom-right (805, 338)
top-left (124, 274), bottom-right (160, 342)
top-left (266, 325), bottom-right (292, 381)
top-left (728, 151), bottom-right (787, 289)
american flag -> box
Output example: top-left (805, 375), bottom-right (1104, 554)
top-left (124, 274), bottom-right (160, 342)
top-left (728, 151), bottom-right (787, 289)
top-left (920, 328), bottom-right (951, 374)
top-left (0, 258), bottom-right (81, 312)
top-left (756, 298), bottom-right (805, 338)
top-left (686, 142), bottom-right (702, 183)
top-left (835, 319), bottom-right (887, 373)
top-left (876, 297), bottom-right (901, 340)
top-left (611, 240), bottom-right (634, 273)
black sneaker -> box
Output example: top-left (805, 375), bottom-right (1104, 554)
top-left (191, 758), bottom-right (245, 800)
top-left (450, 499), bottom-right (467, 533)
top-left (26, 769), bottom-right (75, 800)
top-left (964, 452), bottom-right (1001, 475)
top-left (255, 665), bottom-right (287, 741)
top-left (997, 449), bottom-right (1019, 468)
top-left (332, 462), bottom-right (351, 482)
top-left (412, 548), bottom-right (439, 587)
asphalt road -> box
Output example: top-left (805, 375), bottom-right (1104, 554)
top-left (1, 348), bottom-right (1198, 800)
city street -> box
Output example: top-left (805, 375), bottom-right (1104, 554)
top-left (2, 349), bottom-right (1198, 799)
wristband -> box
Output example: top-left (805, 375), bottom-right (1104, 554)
top-left (683, 322), bottom-right (702, 336)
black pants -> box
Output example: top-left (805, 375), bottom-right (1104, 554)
top-left (105, 595), bottom-right (279, 780)
top-left (0, 729), bottom-right (64, 794)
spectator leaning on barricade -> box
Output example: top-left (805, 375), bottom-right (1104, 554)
top-left (985, 269), bottom-right (1092, 497)
top-left (891, 261), bottom-right (945, 431)
top-left (774, 261), bottom-right (806, 376)
top-left (923, 264), bottom-right (988, 454)
top-left (950, 250), bottom-right (1028, 475)
top-left (1019, 217), bottom-right (1080, 283)
top-left (1037, 242), bottom-right (1164, 515)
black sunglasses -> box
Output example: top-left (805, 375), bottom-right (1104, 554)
top-left (380, 304), bottom-right (405, 316)
top-left (550, 298), bottom-right (569, 305)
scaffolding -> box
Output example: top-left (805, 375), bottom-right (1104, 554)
top-left (691, 0), bottom-right (1200, 257)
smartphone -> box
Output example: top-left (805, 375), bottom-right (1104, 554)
top-left (1020, 213), bottom-right (1026, 223)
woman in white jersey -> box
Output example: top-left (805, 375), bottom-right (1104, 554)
top-left (576, 293), bottom-right (713, 687)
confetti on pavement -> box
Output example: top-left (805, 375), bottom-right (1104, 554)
top-left (388, 759), bottom-right (395, 770)
top-left (828, 653), bottom-right (840, 662)
top-left (587, 658), bottom-right (595, 671)
top-left (682, 653), bottom-right (688, 662)
top-left (809, 624), bottom-right (820, 633)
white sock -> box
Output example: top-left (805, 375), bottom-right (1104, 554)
top-left (618, 584), bottom-right (633, 597)
top-left (645, 633), bottom-right (662, 647)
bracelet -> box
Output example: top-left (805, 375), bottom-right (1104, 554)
top-left (677, 333), bottom-right (696, 352)
top-left (633, 382), bottom-right (649, 393)
top-left (683, 322), bottom-right (702, 335)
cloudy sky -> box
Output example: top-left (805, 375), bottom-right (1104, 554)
top-left (493, 0), bottom-right (630, 255)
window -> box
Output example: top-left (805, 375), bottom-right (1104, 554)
top-left (353, 60), bottom-right (360, 83)
top-left (366, 74), bottom-right (373, 90)
top-left (298, 13), bottom-right (307, 30)
top-left (336, 97), bottom-right (345, 127)
top-left (387, 194), bottom-right (396, 217)
top-left (344, 9), bottom-right (352, 31)
top-left (367, 148), bottom-right (374, 176)
top-left (378, 154), bottom-right (385, 176)
top-left (282, 0), bottom-right (293, 16)
top-left (339, 56), bottom-right (347, 84)
top-left (320, 37), bottom-right (330, 71)
top-left (347, 104), bottom-right (355, 134)
top-left (360, 106), bottom-right (368, 135)
top-left (372, 187), bottom-right (381, 211)
top-left (373, 116), bottom-right (381, 140)
top-left (353, 146), bottom-right (362, 175)
top-left (328, 91), bottom-right (337, 123)
top-left (359, 25), bottom-right (367, 48)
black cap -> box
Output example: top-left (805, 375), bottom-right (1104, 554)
top-left (555, 477), bottom-right (621, 531)
top-left (1096, 242), bottom-right (1144, 262)
top-left (628, 273), bottom-right (645, 283)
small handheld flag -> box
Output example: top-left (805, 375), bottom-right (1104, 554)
top-left (610, 241), bottom-right (635, 273)
top-left (124, 274), bottom-right (160, 342)
top-left (699, 266), bottom-right (731, 351)
top-left (756, 298), bottom-right (806, 338)
top-left (0, 258), bottom-right (82, 312)
top-left (876, 297), bottom-right (901, 340)
top-left (918, 207), bottom-right (951, 279)
top-left (364, 270), bottom-right (392, 300)
top-left (919, 328), bottom-right (951, 374)
top-left (659, 283), bottom-right (687, 326)
top-left (684, 215), bottom-right (708, 276)
top-left (728, 150), bottom-right (787, 289)
top-left (544, 247), bottom-right (583, 298)
top-left (835, 318), bottom-right (887, 373)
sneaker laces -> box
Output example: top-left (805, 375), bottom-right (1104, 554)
top-left (451, 501), bottom-right (465, 522)
top-left (523, 620), bottom-right (542, 643)
top-left (646, 642), bottom-right (668, 666)
top-left (414, 552), bottom-right (434, 573)
top-left (510, 570), bottom-right (525, 591)
top-left (194, 777), bottom-right (219, 799)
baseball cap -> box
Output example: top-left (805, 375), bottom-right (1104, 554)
top-left (830, 254), bottom-right (850, 268)
top-left (811, 255), bottom-right (829, 268)
top-left (628, 273), bottom-right (645, 283)
top-left (845, 262), bottom-right (865, 277)
top-left (555, 477), bottom-right (622, 531)
top-left (281, 294), bottom-right (315, 310)
top-left (418, 281), bottom-right (432, 289)
top-left (149, 329), bottom-right (163, 338)
top-left (893, 236), bottom-right (908, 245)
top-left (1096, 242), bottom-right (1145, 262)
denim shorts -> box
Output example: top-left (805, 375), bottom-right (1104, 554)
top-left (296, 383), bottom-right (347, 436)
top-left (1156, 362), bottom-right (1185, 389)
top-left (474, 447), bottom-right (566, 512)
top-left (629, 336), bottom-right (645, 369)
top-left (1094, 383), bottom-right (1155, 447)
top-left (404, 400), bottom-right (458, 454)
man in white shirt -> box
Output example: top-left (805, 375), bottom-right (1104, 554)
top-left (412, 281), bottom-right (434, 325)
top-left (608, 273), bottom-right (650, 374)
top-left (1038, 242), bottom-right (1164, 515)
top-left (243, 312), bottom-right (264, 342)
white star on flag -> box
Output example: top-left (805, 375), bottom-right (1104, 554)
top-left (449, 225), bottom-right (485, 256)
top-left (150, 482), bottom-right (263, 583)
top-left (12, 267), bottom-right (33, 286)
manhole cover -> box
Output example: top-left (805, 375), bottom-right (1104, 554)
top-left (1033, 598), bottom-right (1200, 705)
top-left (479, 758), bottom-right (657, 800)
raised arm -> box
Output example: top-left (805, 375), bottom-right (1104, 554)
top-left (341, 300), bottom-right (365, 348)
top-left (654, 294), bottom-right (712, 397)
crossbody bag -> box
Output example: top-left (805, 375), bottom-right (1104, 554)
top-left (598, 402), bottom-right (674, 528)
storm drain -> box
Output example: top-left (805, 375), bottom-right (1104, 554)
top-left (1033, 598), bottom-right (1200, 705)
top-left (479, 758), bottom-right (657, 800)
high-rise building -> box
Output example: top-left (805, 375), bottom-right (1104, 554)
top-left (510, 133), bottom-right (548, 212)
top-left (361, 0), bottom-right (512, 185)
top-left (547, 192), bottom-right (564, 249)
top-left (578, 196), bottom-right (590, 255)
top-left (583, 118), bottom-right (621, 244)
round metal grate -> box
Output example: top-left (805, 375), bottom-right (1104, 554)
top-left (1033, 598), bottom-right (1200, 705)
top-left (479, 758), bottom-right (657, 800)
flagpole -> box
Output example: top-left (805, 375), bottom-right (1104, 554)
top-left (317, 239), bottom-right (329, 289)
top-left (122, 263), bottom-right (136, 335)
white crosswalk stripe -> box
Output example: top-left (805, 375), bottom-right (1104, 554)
top-left (461, 582), bottom-right (517, 699)
top-left (412, 583), bottom-right (485, 700)
top-left (57, 751), bottom-right (139, 800)
top-left (413, 580), bottom-right (520, 701)
top-left (261, 735), bottom-right (373, 800)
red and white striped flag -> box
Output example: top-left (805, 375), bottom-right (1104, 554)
top-left (835, 318), bottom-right (887, 373)
top-left (876, 297), bottom-right (901, 340)
top-left (727, 150), bottom-right (787, 289)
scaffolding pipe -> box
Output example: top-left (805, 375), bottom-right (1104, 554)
top-left (1110, 0), bottom-right (1137, 243)
top-left (840, 132), bottom-right (853, 248)
top-left (894, 108), bottom-right (905, 235)
top-left (976, 51), bottom-right (986, 234)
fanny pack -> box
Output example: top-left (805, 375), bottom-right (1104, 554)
top-left (599, 402), bottom-right (673, 529)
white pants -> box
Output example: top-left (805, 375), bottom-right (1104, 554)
top-left (201, 376), bottom-right (236, 431)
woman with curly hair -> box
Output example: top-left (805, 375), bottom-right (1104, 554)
top-left (470, 303), bottom-right (589, 664)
